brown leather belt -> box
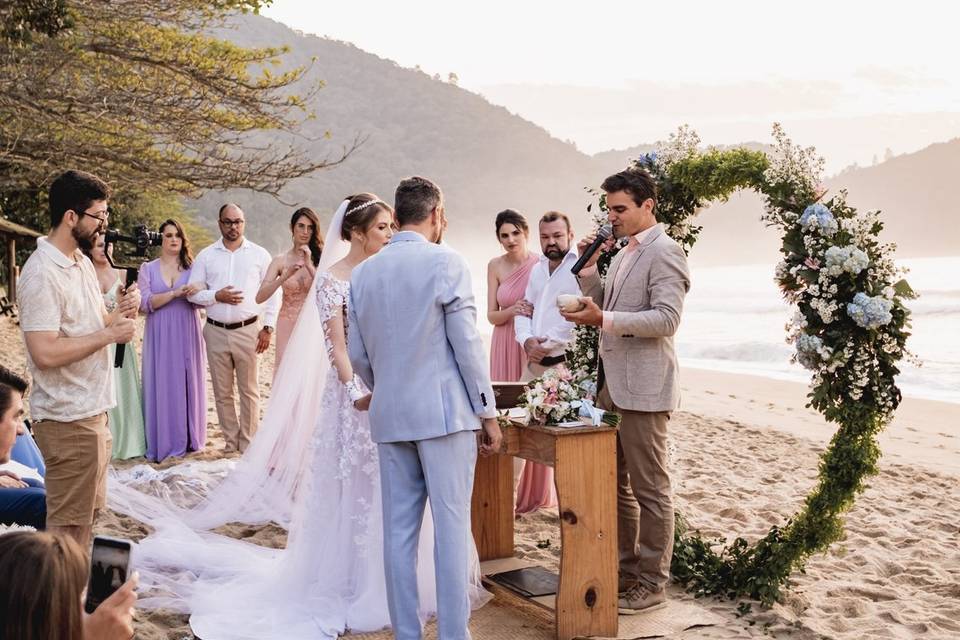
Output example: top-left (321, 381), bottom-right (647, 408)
top-left (206, 316), bottom-right (258, 330)
top-left (540, 354), bottom-right (566, 367)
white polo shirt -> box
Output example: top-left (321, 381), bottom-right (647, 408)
top-left (18, 237), bottom-right (114, 422)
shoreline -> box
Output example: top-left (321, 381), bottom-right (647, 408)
top-left (680, 366), bottom-right (960, 475)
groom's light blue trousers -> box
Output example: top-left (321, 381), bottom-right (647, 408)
top-left (378, 430), bottom-right (477, 640)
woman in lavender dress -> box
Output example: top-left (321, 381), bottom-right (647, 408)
top-left (138, 219), bottom-right (207, 462)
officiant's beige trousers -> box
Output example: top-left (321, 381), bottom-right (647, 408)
top-left (597, 385), bottom-right (673, 592)
top-left (203, 322), bottom-right (261, 453)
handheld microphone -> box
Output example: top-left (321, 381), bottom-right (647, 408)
top-left (571, 224), bottom-right (613, 275)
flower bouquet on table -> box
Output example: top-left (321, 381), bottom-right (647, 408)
top-left (518, 364), bottom-right (620, 427)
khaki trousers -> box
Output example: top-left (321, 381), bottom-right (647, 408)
top-left (32, 413), bottom-right (111, 527)
top-left (521, 359), bottom-right (558, 382)
top-left (203, 322), bottom-right (261, 453)
top-left (597, 384), bottom-right (673, 592)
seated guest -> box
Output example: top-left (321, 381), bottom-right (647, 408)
top-left (0, 366), bottom-right (45, 530)
top-left (0, 531), bottom-right (137, 640)
top-left (138, 219), bottom-right (207, 461)
top-left (9, 428), bottom-right (45, 478)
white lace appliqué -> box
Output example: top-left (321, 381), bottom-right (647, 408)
top-left (313, 271), bottom-right (378, 553)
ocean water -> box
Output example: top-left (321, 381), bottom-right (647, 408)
top-left (472, 255), bottom-right (960, 405)
top-left (676, 256), bottom-right (960, 404)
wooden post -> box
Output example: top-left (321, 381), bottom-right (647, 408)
top-left (553, 430), bottom-right (618, 640)
top-left (6, 237), bottom-right (15, 301)
top-left (471, 452), bottom-right (514, 561)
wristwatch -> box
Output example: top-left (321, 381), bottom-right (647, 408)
top-left (263, 326), bottom-right (274, 333)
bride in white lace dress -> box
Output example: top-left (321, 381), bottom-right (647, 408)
top-left (108, 195), bottom-right (488, 639)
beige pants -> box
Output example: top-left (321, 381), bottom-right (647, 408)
top-left (521, 359), bottom-right (558, 382)
top-left (597, 385), bottom-right (673, 592)
top-left (32, 413), bottom-right (111, 528)
top-left (203, 321), bottom-right (261, 453)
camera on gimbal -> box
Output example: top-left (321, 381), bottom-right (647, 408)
top-left (101, 223), bottom-right (163, 369)
top-left (103, 223), bottom-right (163, 258)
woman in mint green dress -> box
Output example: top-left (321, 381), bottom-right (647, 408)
top-left (86, 235), bottom-right (148, 459)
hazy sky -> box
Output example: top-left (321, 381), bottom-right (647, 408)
top-left (262, 1), bottom-right (960, 169)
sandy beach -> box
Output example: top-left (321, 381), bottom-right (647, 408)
top-left (2, 314), bottom-right (958, 639)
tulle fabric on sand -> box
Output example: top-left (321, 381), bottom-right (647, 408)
top-left (108, 200), bottom-right (489, 638)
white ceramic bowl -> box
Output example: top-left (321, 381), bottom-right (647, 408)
top-left (557, 294), bottom-right (585, 312)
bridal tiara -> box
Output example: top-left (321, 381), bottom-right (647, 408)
top-left (345, 199), bottom-right (385, 217)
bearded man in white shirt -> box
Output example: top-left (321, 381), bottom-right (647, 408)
top-left (514, 211), bottom-right (579, 381)
top-left (188, 204), bottom-right (281, 453)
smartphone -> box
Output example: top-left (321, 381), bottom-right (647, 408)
top-left (84, 535), bottom-right (132, 614)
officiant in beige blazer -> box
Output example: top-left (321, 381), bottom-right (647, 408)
top-left (561, 166), bottom-right (690, 615)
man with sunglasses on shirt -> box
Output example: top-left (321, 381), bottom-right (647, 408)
top-left (188, 204), bottom-right (280, 454)
top-left (18, 169), bottom-right (140, 549)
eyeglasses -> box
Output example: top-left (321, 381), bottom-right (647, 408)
top-left (219, 218), bottom-right (244, 227)
top-left (77, 208), bottom-right (109, 228)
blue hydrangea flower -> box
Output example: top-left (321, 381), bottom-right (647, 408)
top-left (800, 204), bottom-right (838, 235)
top-left (824, 245), bottom-right (869, 275)
top-left (795, 333), bottom-right (828, 369)
top-left (639, 151), bottom-right (659, 166)
top-left (846, 292), bottom-right (893, 329)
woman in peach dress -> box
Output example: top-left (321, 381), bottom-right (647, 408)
top-left (257, 207), bottom-right (324, 369)
top-left (486, 209), bottom-right (556, 514)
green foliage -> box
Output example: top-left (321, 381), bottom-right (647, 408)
top-left (0, 0), bottom-right (351, 246)
top-left (0, 0), bottom-right (72, 45)
top-left (108, 192), bottom-right (213, 260)
top-left (584, 125), bottom-right (915, 606)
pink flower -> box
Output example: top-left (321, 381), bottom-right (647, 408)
top-left (804, 257), bottom-right (821, 270)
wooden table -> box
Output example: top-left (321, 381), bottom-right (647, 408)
top-left (471, 384), bottom-right (618, 640)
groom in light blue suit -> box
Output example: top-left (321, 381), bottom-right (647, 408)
top-left (348, 176), bottom-right (503, 640)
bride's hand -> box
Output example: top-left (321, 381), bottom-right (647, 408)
top-left (353, 393), bottom-right (372, 412)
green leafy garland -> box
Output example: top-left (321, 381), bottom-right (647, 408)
top-left (571, 124), bottom-right (916, 605)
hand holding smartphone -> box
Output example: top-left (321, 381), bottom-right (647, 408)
top-left (84, 535), bottom-right (132, 614)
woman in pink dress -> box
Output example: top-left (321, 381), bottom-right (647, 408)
top-left (257, 207), bottom-right (324, 369)
top-left (486, 209), bottom-right (556, 514)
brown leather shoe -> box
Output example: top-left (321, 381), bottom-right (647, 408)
top-left (617, 583), bottom-right (667, 615)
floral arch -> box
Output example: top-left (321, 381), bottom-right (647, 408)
top-left (563, 124), bottom-right (916, 604)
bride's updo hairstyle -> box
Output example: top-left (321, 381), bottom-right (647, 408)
top-left (340, 193), bottom-right (394, 241)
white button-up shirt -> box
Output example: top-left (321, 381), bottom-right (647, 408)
top-left (188, 237), bottom-right (280, 327)
top-left (514, 250), bottom-right (580, 357)
top-left (17, 237), bottom-right (114, 422)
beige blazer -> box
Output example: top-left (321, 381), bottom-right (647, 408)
top-left (577, 224), bottom-right (690, 412)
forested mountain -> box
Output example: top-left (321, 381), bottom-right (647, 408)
top-left (191, 14), bottom-right (957, 268)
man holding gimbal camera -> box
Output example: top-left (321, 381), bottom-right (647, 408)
top-left (18, 170), bottom-right (141, 549)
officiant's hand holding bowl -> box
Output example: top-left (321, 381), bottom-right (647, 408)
top-left (561, 296), bottom-right (603, 327)
top-left (556, 293), bottom-right (585, 313)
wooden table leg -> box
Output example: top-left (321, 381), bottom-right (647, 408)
top-left (471, 452), bottom-right (515, 561)
top-left (553, 431), bottom-right (618, 640)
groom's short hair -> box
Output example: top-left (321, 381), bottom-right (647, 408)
top-left (601, 167), bottom-right (658, 207)
top-left (395, 176), bottom-right (442, 226)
